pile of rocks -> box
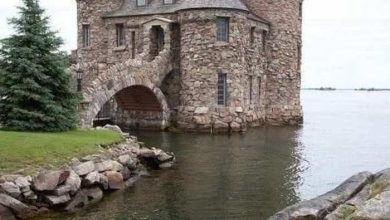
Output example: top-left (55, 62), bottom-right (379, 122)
top-left (269, 168), bottom-right (390, 220)
top-left (0, 135), bottom-right (175, 220)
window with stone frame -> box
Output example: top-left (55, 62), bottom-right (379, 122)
top-left (216, 17), bottom-right (230, 42)
top-left (250, 27), bottom-right (256, 45)
top-left (137, 0), bottom-right (147, 6)
top-left (163, 0), bottom-right (175, 4)
top-left (217, 72), bottom-right (227, 106)
top-left (116, 23), bottom-right (125, 47)
top-left (82, 24), bottom-right (91, 47)
top-left (258, 76), bottom-right (262, 102)
top-left (249, 75), bottom-right (253, 104)
top-left (261, 30), bottom-right (267, 51)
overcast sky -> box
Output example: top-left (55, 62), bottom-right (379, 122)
top-left (0, 0), bottom-right (389, 88)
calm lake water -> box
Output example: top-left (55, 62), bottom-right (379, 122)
top-left (43, 90), bottom-right (390, 220)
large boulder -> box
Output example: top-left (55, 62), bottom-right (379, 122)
top-left (72, 161), bottom-right (95, 176)
top-left (43, 194), bottom-right (71, 206)
top-left (138, 148), bottom-right (156, 158)
top-left (53, 170), bottom-right (81, 196)
top-left (353, 191), bottom-right (390, 219)
top-left (0, 193), bottom-right (36, 219)
top-left (269, 172), bottom-right (373, 220)
top-left (0, 204), bottom-right (16, 220)
top-left (0, 182), bottom-right (21, 198)
top-left (33, 170), bottom-right (70, 191)
top-left (103, 124), bottom-right (123, 134)
top-left (95, 160), bottom-right (114, 172)
top-left (105, 171), bottom-right (124, 190)
top-left (83, 171), bottom-right (100, 186)
top-left (14, 177), bottom-right (31, 189)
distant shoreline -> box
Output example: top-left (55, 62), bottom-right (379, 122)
top-left (303, 88), bottom-right (390, 91)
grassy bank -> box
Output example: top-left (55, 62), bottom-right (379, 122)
top-left (0, 130), bottom-right (123, 175)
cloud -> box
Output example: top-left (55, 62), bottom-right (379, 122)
top-left (0, 0), bottom-right (77, 51)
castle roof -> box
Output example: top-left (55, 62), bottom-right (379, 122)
top-left (104, 0), bottom-right (249, 18)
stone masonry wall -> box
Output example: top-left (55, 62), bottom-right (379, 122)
top-left (75, 0), bottom-right (303, 131)
top-left (176, 9), bottom-right (269, 132)
top-left (242, 0), bottom-right (304, 125)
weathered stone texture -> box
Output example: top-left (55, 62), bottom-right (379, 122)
top-left (74, 0), bottom-right (303, 131)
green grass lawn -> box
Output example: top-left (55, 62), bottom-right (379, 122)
top-left (0, 130), bottom-right (123, 175)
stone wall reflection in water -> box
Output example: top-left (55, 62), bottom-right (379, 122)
top-left (38, 127), bottom-right (305, 220)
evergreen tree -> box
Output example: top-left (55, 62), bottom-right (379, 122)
top-left (0, 0), bottom-right (79, 131)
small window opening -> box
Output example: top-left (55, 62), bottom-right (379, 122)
top-left (216, 17), bottom-right (229, 42)
top-left (249, 76), bottom-right (253, 104)
top-left (217, 72), bottom-right (227, 106)
top-left (163, 0), bottom-right (175, 4)
top-left (131, 31), bottom-right (136, 59)
top-left (116, 24), bottom-right (125, 47)
top-left (82, 24), bottom-right (91, 47)
top-left (137, 0), bottom-right (147, 6)
top-left (250, 27), bottom-right (255, 45)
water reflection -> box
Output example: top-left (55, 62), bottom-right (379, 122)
top-left (41, 127), bottom-right (305, 220)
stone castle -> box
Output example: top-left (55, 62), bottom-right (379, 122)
top-left (74, 0), bottom-right (303, 132)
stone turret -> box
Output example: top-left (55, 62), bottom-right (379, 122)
top-left (242, 0), bottom-right (304, 125)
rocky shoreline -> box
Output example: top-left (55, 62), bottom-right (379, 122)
top-left (269, 168), bottom-right (390, 220)
top-left (0, 127), bottom-right (175, 220)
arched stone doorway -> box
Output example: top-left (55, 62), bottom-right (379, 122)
top-left (94, 85), bottom-right (170, 130)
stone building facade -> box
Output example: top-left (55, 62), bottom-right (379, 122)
top-left (74, 0), bottom-right (303, 132)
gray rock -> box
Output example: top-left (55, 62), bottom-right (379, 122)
top-left (14, 177), bottom-right (30, 188)
top-left (118, 154), bottom-right (131, 166)
top-left (72, 161), bottom-right (95, 176)
top-left (64, 170), bottom-right (81, 194)
top-left (159, 162), bottom-right (173, 169)
top-left (33, 170), bottom-right (70, 191)
top-left (353, 190), bottom-right (390, 219)
top-left (103, 124), bottom-right (123, 134)
top-left (22, 190), bottom-right (37, 201)
top-left (138, 148), bottom-right (156, 158)
top-left (105, 171), bottom-right (124, 190)
top-left (84, 171), bottom-right (100, 186)
top-left (65, 187), bottom-right (103, 212)
top-left (0, 182), bottom-right (21, 198)
top-left (43, 194), bottom-right (71, 206)
top-left (110, 161), bottom-right (123, 172)
top-left (52, 170), bottom-right (81, 196)
top-left (0, 204), bottom-right (16, 220)
top-left (53, 185), bottom-right (72, 196)
top-left (269, 172), bottom-right (373, 220)
top-left (95, 160), bottom-right (114, 172)
top-left (157, 152), bottom-right (174, 163)
top-left (0, 193), bottom-right (36, 219)
top-left (99, 174), bottom-right (109, 190)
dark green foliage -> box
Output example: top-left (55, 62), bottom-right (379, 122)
top-left (0, 0), bottom-right (79, 131)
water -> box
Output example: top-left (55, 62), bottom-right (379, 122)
top-left (42, 90), bottom-right (390, 220)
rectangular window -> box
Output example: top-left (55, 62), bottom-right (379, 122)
top-left (258, 76), bottom-right (262, 101)
top-left (116, 24), bottom-right (125, 47)
top-left (163, 0), bottom-right (174, 4)
top-left (261, 30), bottom-right (267, 51)
top-left (217, 72), bottom-right (227, 106)
top-left (82, 24), bottom-right (90, 47)
top-left (249, 76), bottom-right (253, 104)
top-left (216, 17), bottom-right (229, 42)
top-left (250, 27), bottom-right (255, 45)
top-left (137, 0), bottom-right (147, 6)
top-left (131, 31), bottom-right (136, 59)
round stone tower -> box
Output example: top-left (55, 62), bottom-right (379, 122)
top-left (243, 0), bottom-right (304, 125)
